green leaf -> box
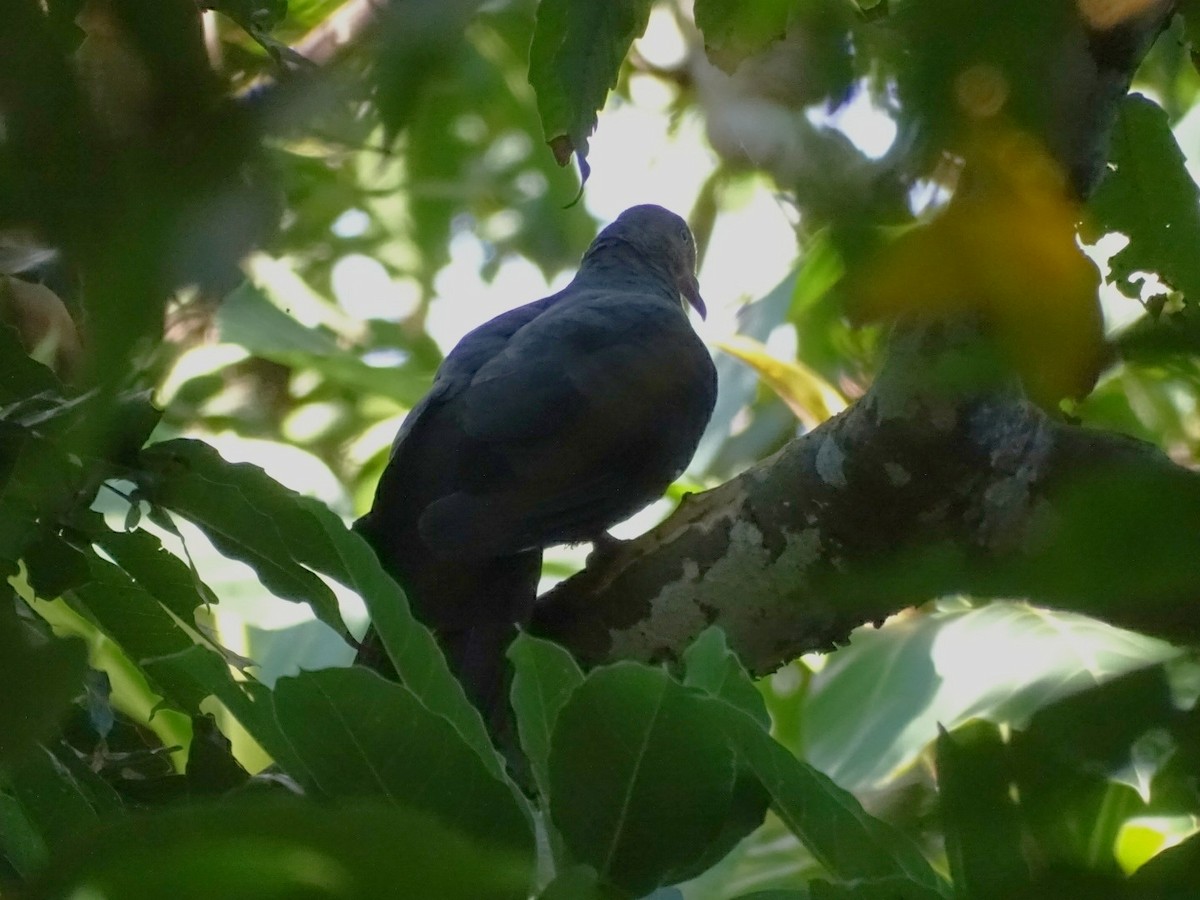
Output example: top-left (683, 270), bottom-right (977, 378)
top-left (65, 552), bottom-right (196, 662)
top-left (0, 426), bottom-right (77, 579)
top-left (682, 626), bottom-right (770, 730)
top-left (138, 438), bottom-right (349, 637)
top-left (693, 0), bottom-right (790, 72)
top-left (140, 438), bottom-right (504, 779)
top-left (27, 796), bottom-right (532, 900)
top-left (0, 744), bottom-right (103, 869)
top-left (21, 531), bottom-right (90, 598)
top-left (218, 282), bottom-right (429, 405)
top-left (717, 335), bottom-right (848, 430)
top-left (536, 864), bottom-right (607, 900)
top-left (1089, 94), bottom-right (1200, 305)
top-left (373, 0), bottom-right (482, 141)
top-left (528, 0), bottom-right (653, 182)
top-left (809, 879), bottom-right (946, 899)
top-left (296, 489), bottom-right (505, 777)
top-left (271, 667), bottom-right (533, 857)
top-left (0, 788), bottom-right (46, 879)
top-left (0, 590), bottom-right (87, 765)
top-left (137, 436), bottom-right (513, 784)
top-left (91, 525), bottom-right (213, 621)
top-left (803, 602), bottom-right (1178, 789)
top-left (720, 707), bottom-right (944, 891)
top-left (936, 721), bottom-right (1031, 898)
top-left (509, 633), bottom-right (584, 802)
top-left (1006, 666), bottom-right (1170, 871)
top-left (1129, 831), bottom-right (1200, 898)
top-left (548, 663), bottom-right (765, 895)
top-left (143, 644), bottom-right (309, 777)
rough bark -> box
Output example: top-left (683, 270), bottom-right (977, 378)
top-left (530, 0), bottom-right (1194, 672)
top-left (532, 325), bottom-right (1200, 671)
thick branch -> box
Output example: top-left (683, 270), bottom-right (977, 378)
top-left (531, 327), bottom-right (1200, 672)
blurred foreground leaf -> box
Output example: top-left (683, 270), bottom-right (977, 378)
top-left (272, 667), bottom-right (532, 855)
top-left (694, 0), bottom-right (791, 71)
top-left (28, 796), bottom-right (531, 900)
top-left (848, 128), bottom-right (1105, 406)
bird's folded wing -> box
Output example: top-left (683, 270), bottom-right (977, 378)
top-left (460, 293), bottom-right (697, 446)
top-left (415, 293), bottom-right (710, 559)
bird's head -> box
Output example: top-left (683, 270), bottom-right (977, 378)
top-left (590, 204), bottom-right (706, 319)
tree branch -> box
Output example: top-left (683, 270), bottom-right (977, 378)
top-left (532, 319), bottom-right (1200, 672)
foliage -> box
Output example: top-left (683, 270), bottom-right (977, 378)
top-left (3, 0), bottom-right (1200, 897)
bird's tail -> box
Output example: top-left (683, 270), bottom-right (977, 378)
top-left (353, 513), bottom-right (541, 727)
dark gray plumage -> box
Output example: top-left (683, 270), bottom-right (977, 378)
top-left (354, 205), bottom-right (718, 716)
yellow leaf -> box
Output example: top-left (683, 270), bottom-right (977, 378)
top-left (717, 335), bottom-right (848, 429)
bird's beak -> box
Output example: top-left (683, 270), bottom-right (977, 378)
top-left (680, 273), bottom-right (707, 320)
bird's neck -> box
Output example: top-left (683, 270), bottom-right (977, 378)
top-left (574, 238), bottom-right (680, 302)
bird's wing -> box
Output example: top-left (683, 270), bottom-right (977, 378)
top-left (383, 296), bottom-right (558, 464)
top-left (419, 290), bottom-right (715, 558)
top-left (460, 292), bottom-right (698, 445)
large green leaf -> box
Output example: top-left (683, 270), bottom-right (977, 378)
top-left (683, 626), bottom-right (770, 730)
top-left (139, 439), bottom-right (347, 637)
top-left (92, 525), bottom-right (214, 621)
top-left (508, 633), bottom-right (583, 803)
top-left (0, 744), bottom-right (104, 875)
top-left (138, 437), bottom-right (495, 780)
top-left (802, 602), bottom-right (1179, 788)
top-left (27, 796), bottom-right (531, 900)
top-left (548, 657), bottom-right (942, 895)
top-left (271, 667), bottom-right (533, 857)
top-left (65, 552), bottom-right (195, 662)
top-left (142, 644), bottom-right (307, 777)
top-left (548, 663), bottom-right (766, 895)
top-left (684, 632), bottom-right (944, 891)
top-left (719, 707), bottom-right (944, 892)
top-left (528, 0), bottom-right (653, 182)
top-left (218, 282), bottom-right (429, 404)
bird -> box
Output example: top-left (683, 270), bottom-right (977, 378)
top-left (354, 204), bottom-right (718, 721)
